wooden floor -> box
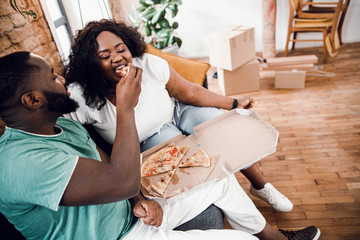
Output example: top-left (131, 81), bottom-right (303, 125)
top-left (204, 42), bottom-right (360, 239)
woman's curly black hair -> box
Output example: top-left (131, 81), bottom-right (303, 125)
top-left (63, 19), bottom-right (146, 110)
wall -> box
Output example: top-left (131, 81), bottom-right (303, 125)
top-left (0, 0), bottom-right (63, 73)
top-left (115, 0), bottom-right (360, 59)
top-left (109, 0), bottom-right (135, 24)
top-left (175, 0), bottom-right (360, 58)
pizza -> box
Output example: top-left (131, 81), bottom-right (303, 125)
top-left (141, 145), bottom-right (189, 177)
top-left (115, 65), bottom-right (129, 78)
top-left (179, 149), bottom-right (211, 168)
top-left (151, 169), bottom-right (177, 195)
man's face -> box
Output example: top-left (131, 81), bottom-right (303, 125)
top-left (27, 54), bottom-right (78, 114)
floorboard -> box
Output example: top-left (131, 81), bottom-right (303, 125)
top-left (204, 42), bottom-right (360, 239)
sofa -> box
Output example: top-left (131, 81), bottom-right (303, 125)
top-left (0, 45), bottom-right (225, 238)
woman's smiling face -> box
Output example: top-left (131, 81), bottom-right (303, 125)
top-left (96, 31), bottom-right (133, 86)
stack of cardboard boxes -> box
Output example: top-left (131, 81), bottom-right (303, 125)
top-left (208, 25), bottom-right (259, 96)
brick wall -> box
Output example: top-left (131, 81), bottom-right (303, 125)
top-left (0, 0), bottom-right (63, 73)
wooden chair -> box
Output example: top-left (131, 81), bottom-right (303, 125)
top-left (284, 0), bottom-right (345, 63)
top-left (306, 0), bottom-right (351, 46)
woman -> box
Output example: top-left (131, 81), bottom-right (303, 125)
top-left (64, 19), bottom-right (292, 212)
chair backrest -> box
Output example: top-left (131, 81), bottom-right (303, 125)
top-left (327, 1), bottom-right (344, 51)
top-left (294, 0), bottom-right (341, 19)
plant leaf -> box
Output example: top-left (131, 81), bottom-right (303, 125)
top-left (170, 4), bottom-right (178, 18)
top-left (174, 36), bottom-right (182, 47)
top-left (139, 0), bottom-right (151, 7)
top-left (172, 0), bottom-right (182, 5)
top-left (172, 21), bottom-right (178, 29)
top-left (159, 19), bottom-right (170, 28)
top-left (151, 0), bottom-right (162, 4)
top-left (151, 9), bottom-right (165, 25)
top-left (145, 24), bottom-right (152, 36)
top-left (144, 0), bottom-right (155, 5)
top-left (140, 8), bottom-right (156, 22)
top-left (156, 28), bottom-right (171, 38)
top-left (137, 5), bottom-right (148, 12)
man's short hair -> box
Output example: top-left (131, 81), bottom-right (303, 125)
top-left (0, 51), bottom-right (34, 113)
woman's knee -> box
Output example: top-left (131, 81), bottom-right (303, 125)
top-left (177, 106), bottom-right (223, 135)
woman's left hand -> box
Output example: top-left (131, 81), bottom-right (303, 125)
top-left (133, 200), bottom-right (163, 227)
top-left (238, 96), bottom-right (256, 109)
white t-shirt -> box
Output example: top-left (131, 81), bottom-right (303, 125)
top-left (65, 53), bottom-right (174, 143)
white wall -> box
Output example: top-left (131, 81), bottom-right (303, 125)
top-left (45, 0), bottom-right (360, 60)
top-left (173, 0), bottom-right (360, 58)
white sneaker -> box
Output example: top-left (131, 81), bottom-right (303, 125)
top-left (250, 183), bottom-right (293, 212)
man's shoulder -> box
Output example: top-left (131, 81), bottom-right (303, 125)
top-left (57, 117), bottom-right (87, 135)
top-left (57, 116), bottom-right (80, 126)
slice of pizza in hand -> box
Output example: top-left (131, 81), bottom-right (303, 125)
top-left (179, 149), bottom-right (211, 168)
top-left (151, 169), bottom-right (177, 195)
top-left (141, 145), bottom-right (189, 177)
top-left (115, 65), bottom-right (129, 82)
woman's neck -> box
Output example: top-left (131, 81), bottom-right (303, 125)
top-left (106, 92), bottom-right (117, 106)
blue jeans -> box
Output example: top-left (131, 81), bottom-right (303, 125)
top-left (140, 102), bottom-right (222, 152)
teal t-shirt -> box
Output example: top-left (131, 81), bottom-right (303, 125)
top-left (0, 117), bottom-right (136, 239)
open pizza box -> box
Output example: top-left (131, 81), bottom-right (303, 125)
top-left (141, 109), bottom-right (279, 200)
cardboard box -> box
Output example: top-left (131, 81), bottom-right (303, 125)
top-left (141, 109), bottom-right (278, 199)
top-left (266, 55), bottom-right (318, 67)
top-left (217, 58), bottom-right (259, 96)
top-left (261, 63), bottom-right (315, 71)
top-left (208, 25), bottom-right (255, 71)
top-left (275, 70), bottom-right (306, 89)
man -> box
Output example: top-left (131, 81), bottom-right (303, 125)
top-left (0, 52), bottom-right (320, 240)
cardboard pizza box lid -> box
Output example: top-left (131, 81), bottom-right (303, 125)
top-left (141, 109), bottom-right (279, 200)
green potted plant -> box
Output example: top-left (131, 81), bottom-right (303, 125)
top-left (129, 0), bottom-right (182, 50)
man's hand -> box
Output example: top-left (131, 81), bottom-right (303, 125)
top-left (133, 200), bottom-right (163, 227)
top-left (116, 63), bottom-right (142, 110)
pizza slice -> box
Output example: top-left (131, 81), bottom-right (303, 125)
top-left (115, 65), bottom-right (129, 78)
top-left (141, 145), bottom-right (189, 177)
top-left (151, 169), bottom-right (177, 195)
top-left (179, 149), bottom-right (211, 168)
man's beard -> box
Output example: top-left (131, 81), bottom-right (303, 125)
top-left (43, 91), bottom-right (79, 114)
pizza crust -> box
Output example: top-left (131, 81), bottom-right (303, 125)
top-left (115, 65), bottom-right (129, 78)
top-left (151, 169), bottom-right (177, 195)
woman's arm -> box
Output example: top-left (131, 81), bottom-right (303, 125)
top-left (166, 66), bottom-right (253, 110)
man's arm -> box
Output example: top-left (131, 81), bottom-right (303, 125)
top-left (61, 64), bottom-right (143, 206)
